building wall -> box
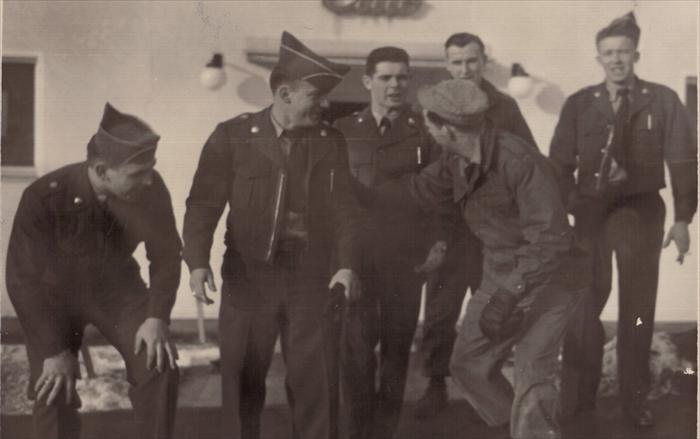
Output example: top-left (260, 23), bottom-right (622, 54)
top-left (2, 0), bottom-right (697, 321)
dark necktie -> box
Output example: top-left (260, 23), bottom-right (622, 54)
top-left (610, 88), bottom-right (630, 165)
top-left (281, 130), bottom-right (307, 213)
top-left (378, 117), bottom-right (391, 137)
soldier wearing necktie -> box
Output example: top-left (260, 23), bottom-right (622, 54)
top-left (549, 12), bottom-right (697, 427)
top-left (183, 31), bottom-right (363, 439)
top-left (334, 47), bottom-right (444, 439)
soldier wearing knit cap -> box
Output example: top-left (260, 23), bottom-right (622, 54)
top-left (6, 102), bottom-right (182, 439)
top-left (552, 11), bottom-right (697, 428)
top-left (362, 78), bottom-right (587, 439)
top-left (183, 31), bottom-right (363, 439)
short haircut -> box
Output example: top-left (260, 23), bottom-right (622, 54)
top-left (365, 46), bottom-right (410, 76)
top-left (444, 32), bottom-right (486, 54)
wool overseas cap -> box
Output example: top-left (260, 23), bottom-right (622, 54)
top-left (89, 103), bottom-right (160, 166)
top-left (418, 79), bottom-right (489, 127)
top-left (270, 31), bottom-right (351, 94)
top-left (596, 11), bottom-right (640, 46)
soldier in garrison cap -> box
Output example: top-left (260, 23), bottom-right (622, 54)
top-left (183, 31), bottom-right (363, 439)
top-left (333, 46), bottom-right (444, 439)
top-left (359, 78), bottom-right (587, 439)
top-left (6, 103), bottom-right (182, 439)
top-left (551, 11), bottom-right (697, 428)
top-left (414, 31), bottom-right (539, 420)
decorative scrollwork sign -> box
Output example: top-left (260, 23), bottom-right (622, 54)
top-left (323, 0), bottom-right (423, 17)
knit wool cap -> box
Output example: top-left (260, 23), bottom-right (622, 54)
top-left (418, 79), bottom-right (489, 127)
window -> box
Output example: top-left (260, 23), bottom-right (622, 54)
top-left (685, 76), bottom-right (697, 142)
top-left (2, 57), bottom-right (36, 168)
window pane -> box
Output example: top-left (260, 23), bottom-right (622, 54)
top-left (1, 61), bottom-right (35, 167)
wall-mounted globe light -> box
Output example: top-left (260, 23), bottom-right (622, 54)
top-left (200, 53), bottom-right (227, 91)
top-left (507, 63), bottom-right (534, 99)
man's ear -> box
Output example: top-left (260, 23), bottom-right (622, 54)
top-left (277, 84), bottom-right (292, 104)
top-left (362, 74), bottom-right (372, 92)
top-left (93, 162), bottom-right (108, 179)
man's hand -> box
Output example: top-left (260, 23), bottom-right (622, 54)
top-left (663, 221), bottom-right (690, 264)
top-left (415, 240), bottom-right (447, 273)
top-left (329, 268), bottom-right (362, 303)
top-left (190, 267), bottom-right (216, 305)
top-left (479, 290), bottom-right (524, 341)
top-left (35, 349), bottom-right (80, 406)
top-left (134, 318), bottom-right (178, 372)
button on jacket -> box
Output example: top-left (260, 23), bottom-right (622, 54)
top-left (6, 163), bottom-right (182, 359)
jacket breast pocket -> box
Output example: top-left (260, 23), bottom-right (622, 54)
top-left (232, 161), bottom-right (272, 211)
top-left (380, 144), bottom-right (421, 177)
top-left (629, 126), bottom-right (663, 165)
top-left (55, 213), bottom-right (97, 256)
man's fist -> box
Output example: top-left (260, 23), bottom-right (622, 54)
top-left (479, 290), bottom-right (524, 341)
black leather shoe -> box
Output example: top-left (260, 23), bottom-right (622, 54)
top-left (624, 403), bottom-right (654, 428)
top-left (413, 381), bottom-right (448, 419)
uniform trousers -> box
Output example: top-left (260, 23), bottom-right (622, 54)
top-left (421, 228), bottom-right (482, 378)
top-left (561, 191), bottom-right (666, 415)
top-left (26, 286), bottom-right (179, 439)
top-left (218, 249), bottom-right (332, 439)
top-left (340, 256), bottom-right (423, 439)
top-left (449, 281), bottom-right (583, 439)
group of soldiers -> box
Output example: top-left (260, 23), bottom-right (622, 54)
top-left (6, 10), bottom-right (697, 439)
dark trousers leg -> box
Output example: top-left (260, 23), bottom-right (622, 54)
top-left (561, 193), bottom-right (665, 413)
top-left (218, 298), bottom-right (279, 439)
top-left (422, 231), bottom-right (482, 378)
top-left (87, 294), bottom-right (180, 439)
top-left (609, 195), bottom-right (665, 406)
top-left (280, 288), bottom-right (332, 439)
top-left (341, 287), bottom-right (380, 439)
top-left (26, 324), bottom-right (83, 439)
top-left (371, 272), bottom-right (423, 439)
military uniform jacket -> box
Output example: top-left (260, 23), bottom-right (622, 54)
top-left (369, 120), bottom-right (582, 297)
top-left (334, 106), bottom-right (446, 260)
top-left (481, 79), bottom-right (538, 148)
top-left (183, 106), bottom-right (363, 276)
top-left (6, 163), bottom-right (182, 359)
top-left (549, 77), bottom-right (698, 223)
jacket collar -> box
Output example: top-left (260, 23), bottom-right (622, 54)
top-left (590, 76), bottom-right (653, 122)
top-left (63, 163), bottom-right (101, 212)
top-left (249, 106), bottom-right (332, 172)
top-left (450, 119), bottom-right (497, 203)
top-left (358, 104), bottom-right (420, 147)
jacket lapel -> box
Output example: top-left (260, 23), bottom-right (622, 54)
top-left (590, 83), bottom-right (616, 123)
top-left (378, 106), bottom-right (419, 149)
top-left (249, 107), bottom-right (285, 169)
top-left (629, 78), bottom-right (654, 119)
top-left (307, 124), bottom-right (333, 172)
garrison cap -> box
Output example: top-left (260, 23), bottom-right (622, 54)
top-left (418, 79), bottom-right (489, 127)
top-left (596, 11), bottom-right (640, 47)
top-left (270, 31), bottom-right (350, 94)
top-left (89, 103), bottom-right (159, 166)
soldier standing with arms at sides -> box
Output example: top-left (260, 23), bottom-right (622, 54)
top-left (550, 12), bottom-right (697, 427)
top-left (6, 103), bottom-right (182, 439)
top-left (183, 31), bottom-right (363, 439)
top-left (414, 32), bottom-right (538, 419)
top-left (334, 47), bottom-right (445, 439)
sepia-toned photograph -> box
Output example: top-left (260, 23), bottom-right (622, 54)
top-left (1, 1), bottom-right (697, 438)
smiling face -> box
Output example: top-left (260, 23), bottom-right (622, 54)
top-left (596, 35), bottom-right (639, 85)
top-left (101, 160), bottom-right (156, 200)
top-left (284, 80), bottom-right (326, 128)
top-left (445, 42), bottom-right (486, 84)
top-left (363, 61), bottom-right (410, 112)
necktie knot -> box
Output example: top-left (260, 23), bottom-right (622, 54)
top-left (378, 117), bottom-right (391, 136)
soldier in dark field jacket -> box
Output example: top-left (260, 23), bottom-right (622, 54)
top-left (182, 31), bottom-right (363, 439)
top-left (6, 103), bottom-right (181, 439)
top-left (549, 12), bottom-right (697, 428)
